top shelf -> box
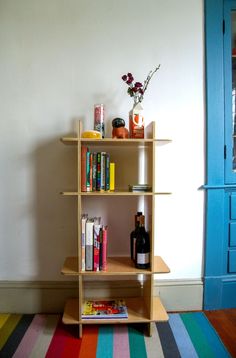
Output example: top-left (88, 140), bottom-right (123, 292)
top-left (61, 137), bottom-right (172, 145)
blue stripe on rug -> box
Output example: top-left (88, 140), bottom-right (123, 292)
top-left (192, 312), bottom-right (231, 358)
top-left (96, 325), bottom-right (113, 358)
top-left (128, 325), bottom-right (147, 358)
top-left (169, 313), bottom-right (198, 358)
top-left (156, 321), bottom-right (181, 358)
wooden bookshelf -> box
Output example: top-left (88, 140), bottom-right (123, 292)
top-left (60, 120), bottom-right (171, 337)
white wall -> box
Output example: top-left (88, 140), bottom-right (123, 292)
top-left (0, 0), bottom-right (204, 281)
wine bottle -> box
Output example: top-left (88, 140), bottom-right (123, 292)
top-left (135, 215), bottom-right (150, 269)
top-left (130, 211), bottom-right (142, 261)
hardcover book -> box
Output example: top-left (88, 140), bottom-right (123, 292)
top-left (81, 146), bottom-right (88, 192)
top-left (96, 152), bottom-right (101, 191)
top-left (81, 299), bottom-right (128, 319)
top-left (92, 152), bottom-right (97, 191)
top-left (86, 151), bottom-right (91, 192)
top-left (81, 214), bottom-right (88, 271)
top-left (102, 226), bottom-right (108, 271)
top-left (93, 217), bottom-right (101, 272)
top-left (105, 153), bottom-right (110, 191)
top-left (85, 219), bottom-right (94, 271)
top-left (100, 152), bottom-right (106, 191)
top-left (109, 163), bottom-right (115, 191)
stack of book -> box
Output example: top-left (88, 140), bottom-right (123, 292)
top-left (128, 184), bottom-right (152, 192)
top-left (81, 146), bottom-right (115, 192)
top-left (81, 299), bottom-right (128, 319)
top-left (81, 215), bottom-right (108, 272)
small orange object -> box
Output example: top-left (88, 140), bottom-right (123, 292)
top-left (112, 126), bottom-right (129, 138)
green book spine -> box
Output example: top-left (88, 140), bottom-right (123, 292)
top-left (96, 152), bottom-right (101, 191)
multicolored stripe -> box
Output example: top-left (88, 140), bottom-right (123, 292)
top-left (0, 312), bottom-right (230, 357)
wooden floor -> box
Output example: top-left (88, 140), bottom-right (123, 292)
top-left (205, 309), bottom-right (236, 357)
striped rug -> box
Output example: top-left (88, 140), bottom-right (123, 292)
top-left (0, 312), bottom-right (230, 357)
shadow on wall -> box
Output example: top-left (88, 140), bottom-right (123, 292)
top-left (34, 136), bottom-right (77, 282)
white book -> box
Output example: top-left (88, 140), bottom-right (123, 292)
top-left (81, 214), bottom-right (88, 271)
top-left (85, 219), bottom-right (94, 271)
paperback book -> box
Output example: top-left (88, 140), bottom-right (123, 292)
top-left (81, 299), bottom-right (128, 319)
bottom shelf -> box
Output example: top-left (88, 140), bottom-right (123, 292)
top-left (62, 296), bottom-right (168, 325)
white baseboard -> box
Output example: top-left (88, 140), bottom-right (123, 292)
top-left (0, 279), bottom-right (203, 313)
top-left (155, 279), bottom-right (203, 311)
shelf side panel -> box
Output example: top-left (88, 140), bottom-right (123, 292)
top-left (152, 296), bottom-right (169, 321)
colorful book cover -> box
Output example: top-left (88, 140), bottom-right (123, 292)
top-left (109, 162), bottom-right (115, 191)
top-left (93, 217), bottom-right (101, 272)
top-left (96, 152), bottom-right (101, 191)
top-left (81, 214), bottom-right (88, 271)
top-left (81, 146), bottom-right (88, 192)
top-left (81, 299), bottom-right (128, 319)
top-left (105, 153), bottom-right (110, 191)
top-left (102, 226), bottom-right (108, 271)
top-left (89, 152), bottom-right (93, 191)
top-left (92, 152), bottom-right (97, 191)
top-left (86, 151), bottom-right (91, 192)
top-left (85, 219), bottom-right (94, 271)
top-left (99, 227), bottom-right (103, 271)
top-left (100, 152), bottom-right (106, 191)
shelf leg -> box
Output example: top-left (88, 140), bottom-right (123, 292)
top-left (79, 323), bottom-right (83, 338)
top-left (146, 322), bottom-right (152, 337)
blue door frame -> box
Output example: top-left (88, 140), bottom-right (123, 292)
top-left (204, 0), bottom-right (236, 309)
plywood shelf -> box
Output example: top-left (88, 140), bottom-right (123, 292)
top-left (61, 191), bottom-right (172, 196)
top-left (62, 296), bottom-right (168, 325)
top-left (61, 256), bottom-right (170, 276)
top-left (61, 137), bottom-right (172, 146)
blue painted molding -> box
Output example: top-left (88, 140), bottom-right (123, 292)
top-left (205, 0), bottom-right (225, 185)
top-left (203, 184), bottom-right (236, 189)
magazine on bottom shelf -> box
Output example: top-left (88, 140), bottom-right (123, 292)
top-left (81, 299), bottom-right (128, 319)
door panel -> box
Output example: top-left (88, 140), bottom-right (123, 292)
top-left (224, 1), bottom-right (236, 182)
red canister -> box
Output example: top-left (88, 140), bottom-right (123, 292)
top-left (94, 104), bottom-right (105, 138)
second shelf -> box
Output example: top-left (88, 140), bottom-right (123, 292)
top-left (61, 256), bottom-right (170, 275)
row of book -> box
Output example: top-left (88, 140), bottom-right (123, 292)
top-left (81, 215), bottom-right (108, 272)
top-left (82, 299), bottom-right (128, 319)
top-left (81, 146), bottom-right (115, 192)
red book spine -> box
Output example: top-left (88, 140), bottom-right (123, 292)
top-left (93, 223), bottom-right (100, 272)
top-left (102, 226), bottom-right (108, 271)
top-left (81, 146), bottom-right (88, 192)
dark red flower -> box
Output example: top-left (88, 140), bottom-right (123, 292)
top-left (126, 78), bottom-right (133, 85)
top-left (139, 88), bottom-right (144, 95)
top-left (127, 73), bottom-right (133, 78)
top-left (135, 82), bottom-right (143, 88)
top-left (122, 75), bottom-right (127, 81)
top-left (132, 87), bottom-right (138, 92)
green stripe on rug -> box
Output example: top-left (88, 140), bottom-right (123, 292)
top-left (128, 325), bottom-right (147, 358)
top-left (0, 314), bottom-right (22, 350)
top-left (180, 313), bottom-right (215, 358)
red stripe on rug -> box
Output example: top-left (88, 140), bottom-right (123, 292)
top-left (45, 319), bottom-right (71, 358)
top-left (79, 325), bottom-right (99, 358)
top-left (61, 325), bottom-right (82, 358)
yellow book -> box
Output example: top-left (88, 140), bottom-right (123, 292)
top-left (109, 163), bottom-right (115, 191)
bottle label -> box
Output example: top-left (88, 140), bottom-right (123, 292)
top-left (137, 253), bottom-right (150, 264)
